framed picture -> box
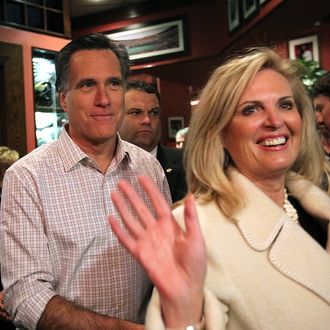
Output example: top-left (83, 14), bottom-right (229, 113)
top-left (288, 35), bottom-right (319, 62)
top-left (227, 0), bottom-right (240, 33)
top-left (168, 117), bottom-right (184, 139)
top-left (227, 0), bottom-right (240, 32)
top-left (32, 48), bottom-right (68, 147)
top-left (241, 0), bottom-right (259, 21)
top-left (106, 17), bottom-right (188, 64)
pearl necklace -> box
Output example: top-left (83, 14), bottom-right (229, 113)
top-left (283, 188), bottom-right (299, 224)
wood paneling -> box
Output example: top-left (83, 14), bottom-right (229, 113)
top-left (0, 41), bottom-right (27, 156)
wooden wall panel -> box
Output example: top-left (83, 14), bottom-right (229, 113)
top-left (0, 41), bottom-right (26, 156)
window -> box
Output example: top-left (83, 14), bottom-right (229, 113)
top-left (0, 0), bottom-right (70, 37)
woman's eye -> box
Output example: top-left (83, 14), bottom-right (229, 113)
top-left (241, 105), bottom-right (257, 115)
top-left (281, 101), bottom-right (294, 110)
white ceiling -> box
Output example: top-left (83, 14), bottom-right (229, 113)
top-left (69, 0), bottom-right (155, 18)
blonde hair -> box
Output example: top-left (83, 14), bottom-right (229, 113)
top-left (0, 146), bottom-right (19, 186)
top-left (184, 47), bottom-right (325, 217)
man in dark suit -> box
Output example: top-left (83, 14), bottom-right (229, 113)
top-left (119, 80), bottom-right (187, 202)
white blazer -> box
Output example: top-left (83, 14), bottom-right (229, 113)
top-left (146, 169), bottom-right (330, 330)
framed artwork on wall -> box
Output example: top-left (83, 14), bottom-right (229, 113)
top-left (106, 17), bottom-right (188, 64)
top-left (288, 35), bottom-right (319, 62)
top-left (227, 0), bottom-right (240, 33)
top-left (168, 117), bottom-right (184, 139)
top-left (32, 48), bottom-right (68, 147)
top-left (241, 0), bottom-right (259, 21)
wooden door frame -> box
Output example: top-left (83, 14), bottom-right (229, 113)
top-left (0, 41), bottom-right (27, 156)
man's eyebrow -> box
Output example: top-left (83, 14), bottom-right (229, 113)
top-left (107, 76), bottom-right (124, 83)
top-left (127, 107), bottom-right (143, 112)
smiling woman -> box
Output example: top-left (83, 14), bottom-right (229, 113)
top-left (222, 69), bottom-right (302, 186)
top-left (109, 47), bottom-right (330, 330)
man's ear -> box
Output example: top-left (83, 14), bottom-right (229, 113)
top-left (59, 91), bottom-right (67, 112)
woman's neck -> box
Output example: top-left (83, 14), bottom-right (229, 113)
top-left (254, 180), bottom-right (285, 207)
top-left (237, 169), bottom-right (286, 207)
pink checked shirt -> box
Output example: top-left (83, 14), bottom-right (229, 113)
top-left (0, 127), bottom-right (171, 329)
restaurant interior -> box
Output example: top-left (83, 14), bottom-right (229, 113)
top-left (0, 0), bottom-right (329, 155)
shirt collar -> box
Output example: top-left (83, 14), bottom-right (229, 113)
top-left (112, 135), bottom-right (131, 165)
top-left (58, 125), bottom-right (131, 172)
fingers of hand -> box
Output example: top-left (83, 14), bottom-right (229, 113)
top-left (138, 176), bottom-right (184, 239)
top-left (0, 292), bottom-right (11, 321)
top-left (117, 180), bottom-right (154, 228)
top-left (0, 303), bottom-right (11, 321)
top-left (184, 194), bottom-right (202, 240)
top-left (111, 191), bottom-right (144, 238)
top-left (110, 178), bottom-right (183, 254)
top-left (0, 310), bottom-right (11, 320)
top-left (138, 176), bottom-right (173, 220)
top-left (108, 215), bottom-right (137, 254)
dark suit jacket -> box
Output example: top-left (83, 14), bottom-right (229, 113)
top-left (156, 145), bottom-right (187, 203)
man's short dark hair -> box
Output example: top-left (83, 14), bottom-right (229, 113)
top-left (313, 72), bottom-right (330, 98)
top-left (126, 80), bottom-right (161, 103)
top-left (55, 32), bottom-right (130, 92)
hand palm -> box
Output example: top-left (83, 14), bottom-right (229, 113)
top-left (109, 176), bottom-right (206, 322)
top-left (133, 212), bottom-right (206, 301)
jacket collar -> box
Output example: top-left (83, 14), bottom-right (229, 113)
top-left (269, 220), bottom-right (330, 304)
top-left (229, 169), bottom-right (287, 251)
top-left (228, 169), bottom-right (330, 249)
top-left (229, 169), bottom-right (330, 304)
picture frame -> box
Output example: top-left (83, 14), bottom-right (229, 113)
top-left (227, 0), bottom-right (240, 33)
top-left (32, 48), bottom-right (68, 147)
top-left (288, 35), bottom-right (319, 62)
top-left (241, 0), bottom-right (259, 21)
top-left (106, 17), bottom-right (188, 64)
top-left (168, 117), bottom-right (184, 139)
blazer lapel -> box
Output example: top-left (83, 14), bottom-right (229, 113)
top-left (269, 220), bottom-right (330, 305)
top-left (230, 169), bottom-right (330, 305)
top-left (230, 170), bottom-right (286, 251)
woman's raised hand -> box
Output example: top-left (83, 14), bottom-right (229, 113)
top-left (109, 176), bottom-right (206, 328)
